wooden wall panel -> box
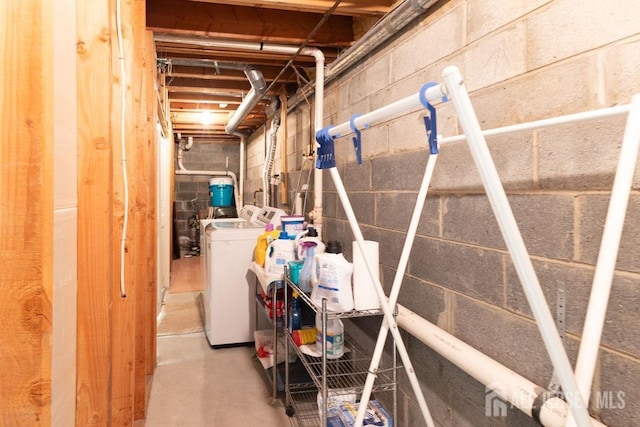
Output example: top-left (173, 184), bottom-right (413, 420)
top-left (77, 0), bottom-right (158, 424)
top-left (0, 1), bottom-right (54, 424)
top-left (76, 0), bottom-right (113, 423)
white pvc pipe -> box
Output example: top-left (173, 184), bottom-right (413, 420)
top-left (327, 84), bottom-right (447, 139)
top-left (354, 152), bottom-right (439, 427)
top-left (439, 104), bottom-right (632, 145)
top-left (176, 148), bottom-right (241, 209)
top-left (396, 304), bottom-right (608, 427)
top-left (328, 167), bottom-right (435, 427)
top-left (567, 93), bottom-right (640, 427)
top-left (312, 52), bottom-right (325, 238)
top-left (239, 135), bottom-right (245, 206)
top-left (442, 65), bottom-right (591, 426)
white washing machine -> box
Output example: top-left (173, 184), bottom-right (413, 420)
top-left (202, 205), bottom-right (285, 347)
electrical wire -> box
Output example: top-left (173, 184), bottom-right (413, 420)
top-left (262, 0), bottom-right (343, 96)
top-left (116, 0), bottom-right (128, 298)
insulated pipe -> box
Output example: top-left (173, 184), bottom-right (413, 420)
top-left (442, 66), bottom-right (591, 426)
top-left (395, 304), bottom-right (608, 427)
top-left (326, 0), bottom-right (439, 80)
top-left (567, 93), bottom-right (640, 427)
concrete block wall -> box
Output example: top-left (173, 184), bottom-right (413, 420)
top-left (174, 141), bottom-right (240, 248)
top-left (245, 0), bottom-right (640, 425)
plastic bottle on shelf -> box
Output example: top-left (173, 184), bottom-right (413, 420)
top-left (315, 313), bottom-right (344, 359)
top-left (264, 231), bottom-right (296, 276)
top-left (297, 244), bottom-right (316, 294)
top-left (254, 223), bottom-right (280, 267)
top-left (310, 240), bottom-right (354, 312)
top-left (288, 291), bottom-right (302, 334)
top-left (295, 226), bottom-right (325, 260)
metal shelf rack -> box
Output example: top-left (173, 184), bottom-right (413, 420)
top-left (283, 268), bottom-right (399, 426)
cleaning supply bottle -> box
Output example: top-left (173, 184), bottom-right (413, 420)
top-left (315, 313), bottom-right (344, 359)
top-left (264, 231), bottom-right (296, 276)
top-left (288, 291), bottom-right (302, 334)
top-left (254, 223), bottom-right (280, 267)
top-left (295, 226), bottom-right (325, 260)
top-left (310, 240), bottom-right (354, 312)
top-left (297, 244), bottom-right (316, 294)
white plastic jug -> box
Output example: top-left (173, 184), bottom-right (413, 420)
top-left (315, 313), bottom-right (344, 359)
top-left (264, 231), bottom-right (296, 276)
top-left (310, 240), bottom-right (354, 312)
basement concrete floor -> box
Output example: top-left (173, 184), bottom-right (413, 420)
top-left (143, 257), bottom-right (294, 426)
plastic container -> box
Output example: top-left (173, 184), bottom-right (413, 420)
top-left (264, 231), bottom-right (296, 276)
top-left (288, 292), bottom-right (302, 333)
top-left (287, 260), bottom-right (304, 285)
top-left (291, 327), bottom-right (316, 346)
top-left (209, 177), bottom-right (233, 207)
top-left (315, 313), bottom-right (344, 359)
top-left (295, 226), bottom-right (325, 260)
top-left (297, 245), bottom-right (316, 294)
top-left (310, 241), bottom-right (354, 312)
top-left (254, 223), bottom-right (280, 267)
top-left (281, 215), bottom-right (304, 239)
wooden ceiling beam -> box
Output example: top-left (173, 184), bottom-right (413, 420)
top-left (186, 0), bottom-right (395, 17)
top-left (147, 0), bottom-right (355, 46)
top-left (167, 64), bottom-right (299, 82)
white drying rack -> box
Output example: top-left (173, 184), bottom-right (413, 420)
top-left (314, 65), bottom-right (640, 427)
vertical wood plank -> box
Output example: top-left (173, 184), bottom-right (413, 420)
top-left (145, 31), bottom-right (159, 379)
top-left (110, 0), bottom-right (136, 423)
top-left (0, 0), bottom-right (54, 424)
top-left (76, 0), bottom-right (113, 423)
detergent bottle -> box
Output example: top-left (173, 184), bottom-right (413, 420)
top-left (264, 231), bottom-right (296, 276)
top-left (310, 240), bottom-right (354, 312)
top-left (295, 226), bottom-right (325, 260)
top-left (315, 313), bottom-right (344, 359)
top-left (254, 223), bottom-right (280, 267)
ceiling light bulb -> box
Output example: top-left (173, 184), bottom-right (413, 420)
top-left (219, 103), bottom-right (228, 109)
top-left (200, 111), bottom-right (213, 125)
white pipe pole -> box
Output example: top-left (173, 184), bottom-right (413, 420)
top-left (239, 135), bottom-right (246, 207)
top-left (327, 85), bottom-right (447, 139)
top-left (328, 167), bottom-right (435, 427)
top-left (312, 51), bottom-right (325, 238)
top-left (354, 152), bottom-right (439, 427)
top-left (442, 65), bottom-right (592, 426)
top-left (567, 93), bottom-right (640, 427)
top-left (395, 305), bottom-right (608, 427)
top-left (439, 104), bottom-right (631, 145)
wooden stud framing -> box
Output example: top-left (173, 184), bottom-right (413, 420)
top-left (0, 1), bottom-right (54, 424)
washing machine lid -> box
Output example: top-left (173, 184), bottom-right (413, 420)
top-left (207, 218), bottom-right (263, 240)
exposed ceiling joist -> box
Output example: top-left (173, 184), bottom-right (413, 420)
top-left (186, 0), bottom-right (396, 16)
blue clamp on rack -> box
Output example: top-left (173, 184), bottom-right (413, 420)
top-left (419, 82), bottom-right (445, 155)
top-left (315, 125), bottom-right (337, 169)
top-left (349, 114), bottom-right (368, 165)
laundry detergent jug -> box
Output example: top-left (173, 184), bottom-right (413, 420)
top-left (254, 223), bottom-right (280, 267)
top-left (264, 231), bottom-right (296, 276)
top-left (310, 240), bottom-right (354, 312)
top-left (294, 226), bottom-right (325, 260)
